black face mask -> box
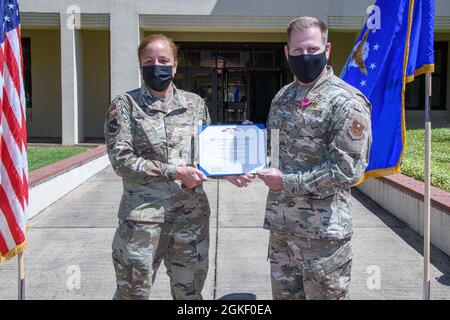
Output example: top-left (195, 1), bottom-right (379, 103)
top-left (142, 64), bottom-right (173, 92)
top-left (288, 50), bottom-right (327, 84)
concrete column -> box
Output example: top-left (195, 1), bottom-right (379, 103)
top-left (110, 1), bottom-right (140, 99)
top-left (60, 12), bottom-right (84, 145)
top-left (140, 28), bottom-right (145, 44)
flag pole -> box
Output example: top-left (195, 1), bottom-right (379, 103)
top-left (18, 252), bottom-right (25, 300)
top-left (423, 72), bottom-right (432, 300)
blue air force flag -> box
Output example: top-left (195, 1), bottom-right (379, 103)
top-left (340, 0), bottom-right (435, 181)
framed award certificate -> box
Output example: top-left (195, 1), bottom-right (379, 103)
top-left (197, 124), bottom-right (267, 176)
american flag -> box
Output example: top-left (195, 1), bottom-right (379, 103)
top-left (0, 0), bottom-right (28, 262)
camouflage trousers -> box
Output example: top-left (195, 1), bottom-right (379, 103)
top-left (269, 231), bottom-right (353, 300)
top-left (112, 212), bottom-right (209, 300)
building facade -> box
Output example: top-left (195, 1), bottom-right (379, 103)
top-left (20, 0), bottom-right (450, 144)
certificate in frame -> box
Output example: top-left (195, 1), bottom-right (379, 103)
top-left (197, 124), bottom-right (267, 176)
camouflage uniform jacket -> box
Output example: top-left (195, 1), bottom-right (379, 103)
top-left (104, 84), bottom-right (210, 222)
top-left (264, 66), bottom-right (372, 239)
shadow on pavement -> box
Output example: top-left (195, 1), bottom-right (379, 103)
top-left (351, 188), bottom-right (450, 284)
top-left (436, 275), bottom-right (450, 286)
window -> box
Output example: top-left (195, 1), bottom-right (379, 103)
top-left (405, 41), bottom-right (448, 110)
top-left (187, 51), bottom-right (201, 67)
top-left (254, 51), bottom-right (276, 69)
top-left (225, 51), bottom-right (252, 68)
top-left (21, 37), bottom-right (32, 108)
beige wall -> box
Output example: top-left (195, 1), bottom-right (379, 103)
top-left (23, 29), bottom-right (110, 140)
top-left (82, 30), bottom-right (110, 139)
top-left (23, 29), bottom-right (62, 138)
top-left (328, 31), bottom-right (358, 75)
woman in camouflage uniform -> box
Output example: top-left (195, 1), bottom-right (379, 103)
top-left (105, 34), bottom-right (252, 300)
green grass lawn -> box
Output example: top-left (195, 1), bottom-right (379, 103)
top-left (402, 128), bottom-right (450, 192)
top-left (27, 145), bottom-right (89, 172)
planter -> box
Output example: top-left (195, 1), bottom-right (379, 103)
top-left (28, 145), bottom-right (109, 219)
top-left (357, 174), bottom-right (450, 256)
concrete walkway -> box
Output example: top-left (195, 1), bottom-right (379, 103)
top-left (1, 166), bottom-right (449, 300)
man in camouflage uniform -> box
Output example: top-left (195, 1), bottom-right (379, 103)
top-left (257, 17), bottom-right (372, 300)
top-left (105, 34), bottom-right (213, 300)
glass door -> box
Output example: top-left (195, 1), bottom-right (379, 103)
top-left (250, 71), bottom-right (282, 124)
top-left (224, 70), bottom-right (250, 124)
top-left (174, 67), bottom-right (218, 123)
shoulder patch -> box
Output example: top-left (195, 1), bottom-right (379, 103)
top-left (349, 120), bottom-right (365, 140)
top-left (107, 118), bottom-right (120, 136)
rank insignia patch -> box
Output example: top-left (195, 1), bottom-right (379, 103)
top-left (107, 118), bottom-right (120, 136)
